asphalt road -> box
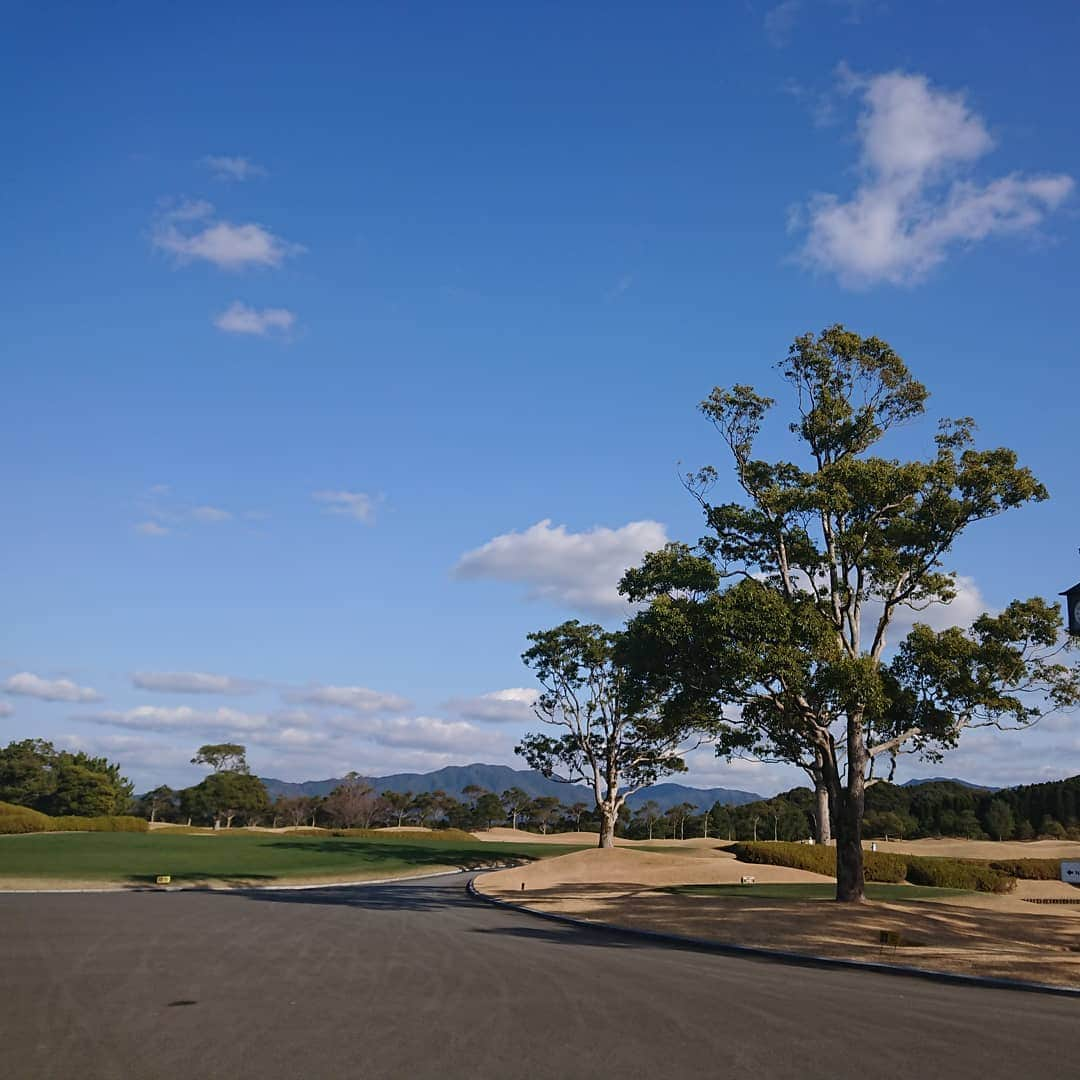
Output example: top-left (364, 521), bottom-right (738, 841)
top-left (1, 872), bottom-right (1076, 1080)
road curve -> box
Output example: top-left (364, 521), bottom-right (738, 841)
top-left (1, 872), bottom-right (1075, 1079)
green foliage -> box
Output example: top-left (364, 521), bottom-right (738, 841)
top-left (905, 857), bottom-right (1015, 893)
top-left (0, 739), bottom-right (133, 816)
top-left (730, 841), bottom-right (1021, 893)
top-left (986, 859), bottom-right (1062, 881)
top-left (0, 801), bottom-right (149, 834)
top-left (618, 325), bottom-right (1079, 900)
top-left (180, 771), bottom-right (270, 826)
top-left (731, 841), bottom-right (907, 883)
top-left (191, 743), bottom-right (249, 774)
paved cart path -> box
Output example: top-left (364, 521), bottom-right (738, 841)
top-left (1, 872), bottom-right (1075, 1079)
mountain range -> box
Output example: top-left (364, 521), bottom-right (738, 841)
top-left (259, 763), bottom-right (763, 813)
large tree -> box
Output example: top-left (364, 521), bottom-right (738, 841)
top-left (0, 739), bottom-right (133, 816)
top-left (516, 620), bottom-right (699, 849)
top-left (622, 326), bottom-right (1080, 900)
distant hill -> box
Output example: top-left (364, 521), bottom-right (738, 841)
top-left (901, 777), bottom-right (1000, 792)
top-left (260, 763), bottom-right (761, 813)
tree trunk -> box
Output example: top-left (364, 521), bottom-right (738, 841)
top-left (815, 782), bottom-right (832, 844)
top-left (834, 789), bottom-right (866, 903)
top-left (599, 807), bottom-right (616, 849)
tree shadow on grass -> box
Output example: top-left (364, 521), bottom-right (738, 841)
top-left (214, 878), bottom-right (474, 914)
top-left (265, 838), bottom-right (527, 872)
top-left (124, 872), bottom-right (280, 887)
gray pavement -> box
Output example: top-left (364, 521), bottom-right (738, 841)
top-left (0, 871), bottom-right (1075, 1079)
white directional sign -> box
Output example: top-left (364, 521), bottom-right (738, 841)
top-left (1061, 861), bottom-right (1080, 885)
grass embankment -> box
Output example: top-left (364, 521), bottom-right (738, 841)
top-left (0, 831), bottom-right (587, 888)
top-left (664, 882), bottom-right (972, 902)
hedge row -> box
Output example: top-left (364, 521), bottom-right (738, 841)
top-left (986, 858), bottom-right (1063, 881)
top-left (730, 842), bottom-right (908, 883)
top-left (0, 803), bottom-right (148, 835)
top-left (906, 857), bottom-right (1015, 893)
top-left (730, 841), bottom-right (1021, 893)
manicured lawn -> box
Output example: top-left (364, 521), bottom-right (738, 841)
top-left (663, 882), bottom-right (974, 901)
top-left (0, 832), bottom-right (585, 886)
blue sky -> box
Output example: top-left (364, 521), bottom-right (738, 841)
top-left (3, 0), bottom-right (1078, 795)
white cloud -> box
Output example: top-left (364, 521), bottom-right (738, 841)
top-left (201, 155), bottom-right (266, 181)
top-left (0, 701), bottom-right (13, 718)
top-left (364, 715), bottom-right (501, 754)
top-left (797, 69), bottom-right (1074, 287)
top-left (453, 518), bottom-right (669, 615)
top-left (152, 200), bottom-right (302, 271)
top-left (213, 301), bottom-right (296, 338)
top-left (85, 705), bottom-right (273, 734)
top-left (3, 672), bottom-right (102, 703)
top-left (132, 671), bottom-right (257, 695)
top-left (135, 521), bottom-right (169, 536)
top-left (449, 688), bottom-right (539, 724)
top-left (284, 684), bottom-right (411, 714)
top-left (189, 505), bottom-right (232, 522)
top-left (313, 490), bottom-right (377, 524)
top-left (866, 575), bottom-right (990, 650)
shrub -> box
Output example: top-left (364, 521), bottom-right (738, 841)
top-left (987, 858), bottom-right (1062, 881)
top-left (0, 806), bottom-right (149, 834)
top-left (730, 841), bottom-right (1018, 892)
top-left (906, 856), bottom-right (1016, 893)
top-left (50, 815), bottom-right (149, 833)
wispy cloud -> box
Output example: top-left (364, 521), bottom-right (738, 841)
top-left (132, 671), bottom-right (259, 695)
top-left (454, 518), bottom-right (669, 615)
top-left (133, 487), bottom-right (241, 536)
top-left (3, 672), bottom-right (102, 703)
top-left (764, 0), bottom-right (801, 47)
top-left (313, 490), bottom-right (378, 524)
top-left (283, 684), bottom-right (411, 714)
top-left (152, 199), bottom-right (302, 271)
top-left (214, 301), bottom-right (296, 338)
top-left (201, 155), bottom-right (266, 181)
top-left (446, 688), bottom-right (539, 725)
top-left (795, 68), bottom-right (1074, 287)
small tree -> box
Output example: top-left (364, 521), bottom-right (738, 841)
top-left (529, 796), bottom-right (562, 834)
top-left (567, 801), bottom-right (590, 831)
top-left (138, 785), bottom-right (178, 823)
top-left (984, 799), bottom-right (1015, 841)
top-left (381, 790), bottom-right (412, 827)
top-left (500, 787), bottom-right (530, 830)
top-left (191, 743), bottom-right (249, 774)
top-left (474, 792), bottom-right (505, 829)
top-left (323, 773), bottom-right (377, 828)
top-left (634, 800), bottom-right (662, 840)
top-left (517, 620), bottom-right (699, 849)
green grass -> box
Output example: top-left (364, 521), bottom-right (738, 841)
top-left (0, 832), bottom-right (587, 886)
top-left (663, 882), bottom-right (974, 901)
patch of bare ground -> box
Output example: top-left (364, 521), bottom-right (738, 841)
top-left (477, 848), bottom-right (1080, 988)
